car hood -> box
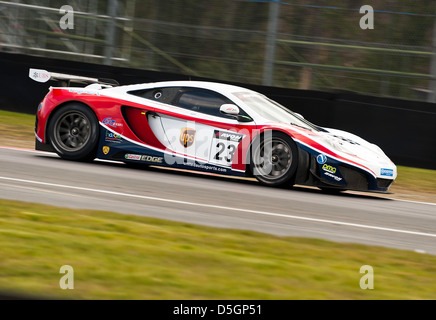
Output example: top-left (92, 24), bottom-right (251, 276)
top-left (266, 122), bottom-right (397, 179)
top-left (320, 127), bottom-right (387, 158)
top-left (313, 127), bottom-right (397, 178)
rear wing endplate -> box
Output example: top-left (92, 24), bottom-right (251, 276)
top-left (29, 68), bottom-right (119, 87)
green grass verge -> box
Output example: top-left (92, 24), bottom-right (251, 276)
top-left (0, 110), bottom-right (35, 148)
top-left (393, 166), bottom-right (436, 194)
top-left (0, 110), bottom-right (35, 134)
top-left (1, 198), bottom-right (436, 300)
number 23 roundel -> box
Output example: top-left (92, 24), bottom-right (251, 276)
top-left (210, 130), bottom-right (245, 167)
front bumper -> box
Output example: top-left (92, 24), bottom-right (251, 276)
top-left (293, 148), bottom-right (395, 193)
top-left (310, 156), bottom-right (395, 192)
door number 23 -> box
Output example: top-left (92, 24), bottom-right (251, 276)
top-left (214, 142), bottom-right (236, 163)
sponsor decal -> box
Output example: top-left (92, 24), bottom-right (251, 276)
top-left (125, 153), bottom-right (163, 163)
top-left (321, 163), bottom-right (343, 182)
top-left (179, 127), bottom-right (196, 148)
top-left (68, 88), bottom-right (100, 96)
top-left (324, 171), bottom-right (343, 182)
top-left (124, 154), bottom-right (141, 161)
top-left (316, 154), bottom-right (327, 164)
top-left (103, 117), bottom-right (122, 128)
top-left (105, 131), bottom-right (122, 143)
top-left (322, 163), bottom-right (337, 174)
top-left (29, 69), bottom-right (50, 83)
top-left (223, 105), bottom-right (238, 113)
top-left (214, 130), bottom-right (244, 143)
top-left (141, 155), bottom-right (163, 163)
top-left (102, 146), bottom-right (110, 155)
top-left (332, 135), bottom-right (360, 145)
top-left (34, 71), bottom-right (50, 81)
top-left (183, 160), bottom-right (228, 173)
top-left (380, 168), bottom-right (394, 177)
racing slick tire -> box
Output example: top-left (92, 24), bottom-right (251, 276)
top-left (48, 103), bottom-right (99, 161)
top-left (250, 131), bottom-right (298, 187)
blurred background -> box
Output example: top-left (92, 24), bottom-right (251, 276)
top-left (1, 0), bottom-right (436, 102)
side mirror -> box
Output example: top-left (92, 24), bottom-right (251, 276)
top-left (219, 104), bottom-right (253, 122)
top-left (220, 104), bottom-right (240, 116)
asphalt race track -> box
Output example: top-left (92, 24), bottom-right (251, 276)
top-left (1, 146), bottom-right (435, 255)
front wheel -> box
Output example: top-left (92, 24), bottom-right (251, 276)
top-left (250, 132), bottom-right (298, 187)
top-left (48, 103), bottom-right (99, 161)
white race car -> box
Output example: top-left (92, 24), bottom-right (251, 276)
top-left (32, 68), bottom-right (397, 192)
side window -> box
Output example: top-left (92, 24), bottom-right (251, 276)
top-left (175, 89), bottom-right (248, 119)
top-left (128, 87), bottom-right (181, 104)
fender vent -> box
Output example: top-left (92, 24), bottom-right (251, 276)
top-left (121, 106), bottom-right (165, 148)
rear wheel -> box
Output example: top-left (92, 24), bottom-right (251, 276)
top-left (250, 132), bottom-right (298, 187)
top-left (48, 103), bottom-right (99, 161)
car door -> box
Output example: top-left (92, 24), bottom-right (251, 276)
top-left (148, 87), bottom-right (255, 170)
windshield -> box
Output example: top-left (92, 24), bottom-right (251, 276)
top-left (232, 92), bottom-right (320, 131)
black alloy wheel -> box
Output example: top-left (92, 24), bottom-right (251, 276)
top-left (48, 103), bottom-right (99, 161)
top-left (250, 132), bottom-right (298, 187)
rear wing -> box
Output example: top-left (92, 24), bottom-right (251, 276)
top-left (29, 68), bottom-right (119, 87)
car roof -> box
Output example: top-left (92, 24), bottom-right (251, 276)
top-left (110, 80), bottom-right (257, 95)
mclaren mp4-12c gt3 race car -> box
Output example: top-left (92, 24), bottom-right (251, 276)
top-left (31, 68), bottom-right (397, 193)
